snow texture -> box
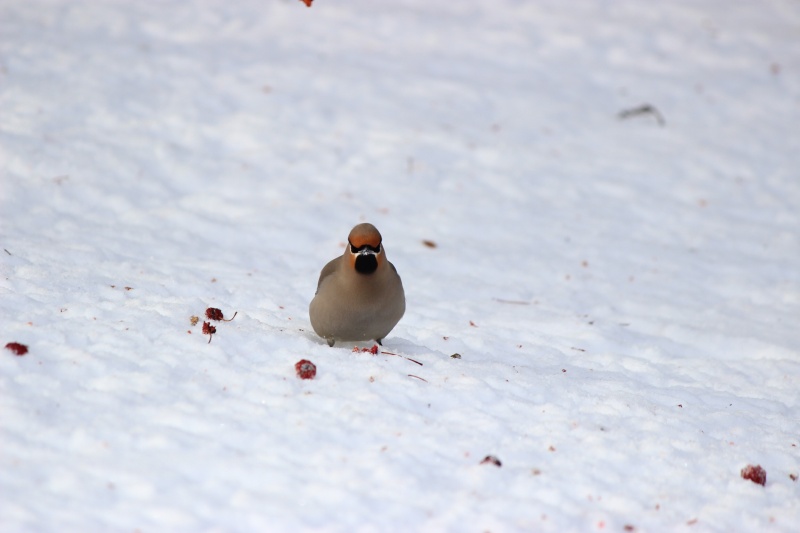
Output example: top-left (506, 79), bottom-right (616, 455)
top-left (2, 0), bottom-right (799, 531)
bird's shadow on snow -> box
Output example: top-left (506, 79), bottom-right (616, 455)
top-left (302, 332), bottom-right (449, 362)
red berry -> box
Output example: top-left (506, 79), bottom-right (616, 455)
top-left (295, 359), bottom-right (316, 379)
top-left (5, 342), bottom-right (28, 356)
top-left (741, 464), bottom-right (767, 486)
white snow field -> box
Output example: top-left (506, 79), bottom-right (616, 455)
top-left (1, 0), bottom-right (799, 531)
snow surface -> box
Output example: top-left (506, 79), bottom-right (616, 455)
top-left (2, 0), bottom-right (799, 531)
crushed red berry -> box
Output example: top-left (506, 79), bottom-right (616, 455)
top-left (741, 464), bottom-right (767, 486)
top-left (5, 342), bottom-right (28, 356)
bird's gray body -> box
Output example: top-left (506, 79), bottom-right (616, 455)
top-left (309, 224), bottom-right (405, 346)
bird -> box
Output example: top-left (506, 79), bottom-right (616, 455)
top-left (309, 223), bottom-right (405, 347)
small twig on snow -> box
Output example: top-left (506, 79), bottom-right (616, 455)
top-left (381, 350), bottom-right (423, 366)
top-left (618, 103), bottom-right (665, 126)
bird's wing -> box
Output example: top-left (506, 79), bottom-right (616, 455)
top-left (316, 256), bottom-right (341, 293)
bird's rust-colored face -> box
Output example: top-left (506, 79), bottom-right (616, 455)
top-left (347, 223), bottom-right (384, 275)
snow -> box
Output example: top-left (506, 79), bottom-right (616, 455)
top-left (1, 0), bottom-right (799, 530)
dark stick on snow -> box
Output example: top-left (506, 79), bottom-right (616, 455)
top-left (382, 351), bottom-right (423, 366)
top-left (618, 104), bottom-right (665, 126)
top-left (493, 298), bottom-right (531, 305)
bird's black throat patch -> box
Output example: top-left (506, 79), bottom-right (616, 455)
top-left (355, 254), bottom-right (378, 274)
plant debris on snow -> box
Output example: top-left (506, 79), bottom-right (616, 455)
top-left (480, 455), bottom-right (502, 467)
top-left (617, 103), bottom-right (666, 126)
top-left (205, 307), bottom-right (237, 322)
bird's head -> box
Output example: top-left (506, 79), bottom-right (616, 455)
top-left (347, 223), bottom-right (385, 275)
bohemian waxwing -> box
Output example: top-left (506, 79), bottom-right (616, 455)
top-left (309, 223), bottom-right (405, 347)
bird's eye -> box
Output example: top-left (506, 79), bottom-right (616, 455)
top-left (349, 242), bottom-right (381, 254)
